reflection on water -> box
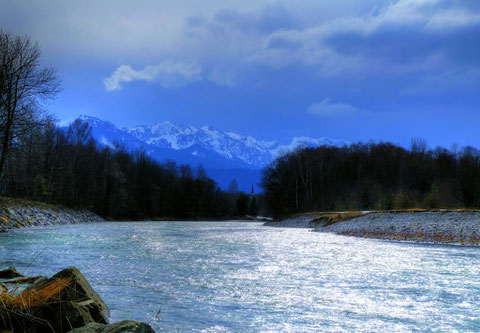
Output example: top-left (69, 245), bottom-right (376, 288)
top-left (1, 222), bottom-right (480, 332)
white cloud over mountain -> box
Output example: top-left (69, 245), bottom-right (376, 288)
top-left (307, 99), bottom-right (360, 117)
top-left (104, 61), bottom-right (202, 91)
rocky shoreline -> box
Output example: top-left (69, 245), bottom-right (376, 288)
top-left (0, 266), bottom-right (154, 332)
top-left (0, 197), bottom-right (104, 232)
top-left (265, 211), bottom-right (480, 245)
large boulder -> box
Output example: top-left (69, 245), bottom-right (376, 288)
top-left (0, 267), bottom-right (109, 333)
top-left (0, 266), bottom-right (23, 278)
top-left (38, 267), bottom-right (109, 321)
top-left (68, 320), bottom-right (155, 333)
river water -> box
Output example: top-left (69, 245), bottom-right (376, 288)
top-left (1, 222), bottom-right (479, 332)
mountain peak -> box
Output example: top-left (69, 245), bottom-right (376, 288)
top-left (76, 115), bottom-right (348, 169)
top-left (201, 125), bottom-right (217, 131)
top-left (67, 115), bottom-right (118, 130)
top-left (78, 114), bottom-right (97, 120)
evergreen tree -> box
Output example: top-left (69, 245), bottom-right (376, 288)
top-left (235, 193), bottom-right (249, 216)
top-left (248, 195), bottom-right (258, 216)
top-left (227, 179), bottom-right (239, 194)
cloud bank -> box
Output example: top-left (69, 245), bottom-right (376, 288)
top-left (2, 0), bottom-right (479, 101)
top-left (251, 0), bottom-right (480, 76)
top-left (100, 0), bottom-right (480, 91)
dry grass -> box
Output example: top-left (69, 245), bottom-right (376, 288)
top-left (297, 207), bottom-right (480, 218)
top-left (311, 211), bottom-right (368, 226)
top-left (0, 286), bottom-right (57, 332)
top-left (1, 277), bottom-right (43, 285)
top-left (391, 208), bottom-right (428, 213)
top-left (1, 277), bottom-right (72, 309)
top-left (290, 208), bottom-right (480, 227)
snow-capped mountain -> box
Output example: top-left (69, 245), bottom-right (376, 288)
top-left (70, 115), bottom-right (348, 191)
top-left (124, 118), bottom-right (348, 168)
top-left (126, 121), bottom-right (277, 168)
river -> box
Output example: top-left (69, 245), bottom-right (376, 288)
top-left (1, 221), bottom-right (479, 332)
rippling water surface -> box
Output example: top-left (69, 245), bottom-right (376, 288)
top-left (1, 222), bottom-right (480, 332)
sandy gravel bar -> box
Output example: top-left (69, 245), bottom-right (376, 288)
top-left (266, 212), bottom-right (480, 245)
top-left (318, 212), bottom-right (480, 245)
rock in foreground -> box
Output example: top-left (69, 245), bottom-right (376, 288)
top-left (0, 266), bottom-right (23, 278)
top-left (68, 320), bottom-right (155, 333)
top-left (1, 267), bottom-right (108, 332)
top-left (0, 267), bottom-right (154, 333)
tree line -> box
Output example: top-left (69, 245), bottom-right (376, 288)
top-left (0, 30), bottom-right (258, 219)
top-left (261, 139), bottom-right (480, 216)
top-left (2, 118), bottom-right (260, 219)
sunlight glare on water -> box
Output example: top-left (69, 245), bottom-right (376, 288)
top-left (1, 222), bottom-right (480, 332)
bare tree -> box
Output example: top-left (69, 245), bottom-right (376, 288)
top-left (0, 31), bottom-right (60, 177)
top-left (410, 137), bottom-right (427, 156)
top-left (67, 118), bottom-right (92, 146)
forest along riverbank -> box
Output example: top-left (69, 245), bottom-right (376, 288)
top-left (0, 197), bottom-right (103, 232)
top-left (264, 211), bottom-right (480, 245)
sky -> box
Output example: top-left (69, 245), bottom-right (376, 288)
top-left (1, 0), bottom-right (479, 148)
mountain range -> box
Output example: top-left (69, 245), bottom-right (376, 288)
top-left (73, 115), bottom-right (349, 192)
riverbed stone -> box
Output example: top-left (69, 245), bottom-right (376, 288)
top-left (1, 267), bottom-right (109, 333)
top-left (32, 267), bottom-right (109, 322)
top-left (0, 266), bottom-right (23, 278)
top-left (67, 321), bottom-right (155, 333)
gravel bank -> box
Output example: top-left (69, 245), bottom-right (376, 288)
top-left (0, 197), bottom-right (104, 232)
top-left (266, 211), bottom-right (480, 245)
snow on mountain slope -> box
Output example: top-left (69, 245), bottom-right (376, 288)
top-left (77, 115), bottom-right (145, 150)
top-left (273, 136), bottom-right (350, 156)
top-left (127, 122), bottom-right (276, 167)
top-left (75, 115), bottom-right (349, 169)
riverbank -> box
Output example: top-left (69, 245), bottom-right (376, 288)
top-left (265, 210), bottom-right (480, 245)
top-left (0, 197), bottom-right (104, 232)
